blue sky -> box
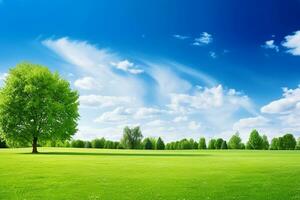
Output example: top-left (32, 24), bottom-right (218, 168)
top-left (1, 0), bottom-right (300, 141)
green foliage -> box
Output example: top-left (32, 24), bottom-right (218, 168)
top-left (143, 138), bottom-right (153, 150)
top-left (91, 138), bottom-right (106, 148)
top-left (246, 129), bottom-right (263, 150)
top-left (278, 133), bottom-right (297, 150)
top-left (156, 137), bottom-right (165, 150)
top-left (262, 135), bottom-right (269, 150)
top-left (0, 138), bottom-right (7, 148)
top-left (221, 140), bottom-right (228, 149)
top-left (121, 126), bottom-right (143, 149)
top-left (296, 138), bottom-right (300, 150)
top-left (71, 140), bottom-right (85, 148)
top-left (0, 63), bottom-right (79, 153)
top-left (228, 132), bottom-right (242, 149)
top-left (84, 141), bottom-right (92, 148)
top-left (270, 138), bottom-right (279, 150)
top-left (208, 139), bottom-right (216, 149)
top-left (215, 138), bottom-right (223, 149)
top-left (198, 137), bottom-right (207, 149)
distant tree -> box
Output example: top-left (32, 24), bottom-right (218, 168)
top-left (104, 140), bottom-right (115, 149)
top-left (228, 132), bottom-right (242, 149)
top-left (149, 137), bottom-right (157, 149)
top-left (143, 138), bottom-right (153, 150)
top-left (198, 137), bottom-right (207, 149)
top-left (215, 138), bottom-right (223, 149)
top-left (221, 140), bottom-right (228, 149)
top-left (156, 137), bottom-right (165, 150)
top-left (84, 141), bottom-right (92, 148)
top-left (262, 135), bottom-right (269, 150)
top-left (296, 138), bottom-right (300, 150)
top-left (64, 141), bottom-right (71, 148)
top-left (180, 139), bottom-right (192, 149)
top-left (92, 138), bottom-right (106, 148)
top-left (270, 138), bottom-right (279, 150)
top-left (121, 126), bottom-right (143, 149)
top-left (0, 138), bottom-right (7, 148)
top-left (208, 139), bottom-right (216, 149)
top-left (240, 143), bottom-right (246, 149)
top-left (189, 139), bottom-right (198, 149)
top-left (247, 130), bottom-right (263, 150)
top-left (71, 140), bottom-right (84, 148)
top-left (0, 63), bottom-right (79, 153)
top-left (175, 141), bottom-right (181, 149)
top-left (279, 133), bottom-right (296, 150)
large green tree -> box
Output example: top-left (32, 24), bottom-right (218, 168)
top-left (228, 132), bottom-right (242, 149)
top-left (246, 129), bottom-right (263, 150)
top-left (279, 133), bottom-right (296, 150)
top-left (0, 63), bottom-right (79, 153)
top-left (121, 126), bottom-right (143, 149)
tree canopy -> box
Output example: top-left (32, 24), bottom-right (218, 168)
top-left (156, 137), bottom-right (165, 150)
top-left (0, 63), bottom-right (79, 153)
top-left (228, 133), bottom-right (242, 149)
top-left (121, 126), bottom-right (143, 149)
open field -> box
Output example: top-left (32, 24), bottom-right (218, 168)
top-left (1, 148), bottom-right (300, 200)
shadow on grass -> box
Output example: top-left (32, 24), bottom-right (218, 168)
top-left (20, 151), bottom-right (210, 157)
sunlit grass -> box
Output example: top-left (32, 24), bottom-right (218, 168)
top-left (0, 148), bottom-right (300, 200)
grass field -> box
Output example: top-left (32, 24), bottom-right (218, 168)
top-left (1, 148), bottom-right (300, 200)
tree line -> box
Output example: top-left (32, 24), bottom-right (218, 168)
top-left (3, 127), bottom-right (297, 150)
top-left (1, 64), bottom-right (299, 153)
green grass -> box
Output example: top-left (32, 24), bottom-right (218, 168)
top-left (1, 148), bottom-right (300, 200)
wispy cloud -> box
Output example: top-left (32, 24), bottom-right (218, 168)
top-left (173, 34), bottom-right (189, 40)
top-left (42, 36), bottom-right (258, 141)
top-left (192, 32), bottom-right (213, 46)
top-left (262, 40), bottom-right (279, 52)
top-left (209, 51), bottom-right (217, 58)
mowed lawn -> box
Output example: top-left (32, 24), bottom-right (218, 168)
top-left (1, 148), bottom-right (300, 200)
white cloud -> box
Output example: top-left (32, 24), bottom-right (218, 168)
top-left (282, 30), bottom-right (300, 56)
top-left (173, 116), bottom-right (188, 123)
top-left (134, 107), bottom-right (165, 119)
top-left (79, 95), bottom-right (134, 108)
top-left (168, 85), bottom-right (253, 114)
top-left (74, 76), bottom-right (101, 90)
top-left (111, 59), bottom-right (144, 74)
top-left (188, 121), bottom-right (202, 130)
top-left (193, 32), bottom-right (213, 46)
top-left (262, 40), bottom-right (279, 52)
top-left (43, 36), bottom-right (260, 141)
top-left (173, 34), bottom-right (189, 40)
top-left (94, 107), bottom-right (132, 123)
top-left (233, 116), bottom-right (270, 130)
top-left (261, 87), bottom-right (300, 114)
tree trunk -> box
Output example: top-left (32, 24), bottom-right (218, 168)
top-left (32, 137), bottom-right (38, 153)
